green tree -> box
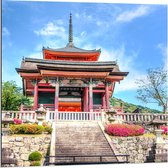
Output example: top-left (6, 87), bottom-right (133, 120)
top-left (2, 81), bottom-right (30, 110)
top-left (136, 68), bottom-right (167, 113)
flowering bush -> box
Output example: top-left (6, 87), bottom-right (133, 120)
top-left (44, 126), bottom-right (53, 134)
top-left (10, 124), bottom-right (44, 134)
top-left (13, 118), bottom-right (23, 124)
top-left (160, 126), bottom-right (168, 134)
top-left (105, 123), bottom-right (144, 137)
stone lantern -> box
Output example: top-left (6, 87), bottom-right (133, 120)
top-left (35, 104), bottom-right (47, 125)
top-left (106, 106), bottom-right (117, 123)
top-left (155, 129), bottom-right (164, 144)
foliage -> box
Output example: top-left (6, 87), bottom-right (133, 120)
top-left (136, 68), bottom-right (167, 113)
top-left (160, 126), bottom-right (168, 134)
top-left (10, 124), bottom-right (44, 134)
top-left (29, 151), bottom-right (42, 161)
top-left (44, 126), bottom-right (52, 134)
top-left (10, 124), bottom-right (28, 134)
top-left (30, 161), bottom-right (41, 166)
top-left (105, 124), bottom-right (144, 137)
top-left (110, 97), bottom-right (161, 113)
top-left (142, 133), bottom-right (155, 138)
top-left (42, 121), bottom-right (48, 127)
top-left (2, 81), bottom-right (31, 110)
top-left (13, 118), bottom-right (23, 124)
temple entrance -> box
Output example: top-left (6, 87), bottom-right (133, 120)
top-left (59, 87), bottom-right (83, 112)
top-left (38, 92), bottom-right (55, 104)
top-left (93, 93), bottom-right (102, 111)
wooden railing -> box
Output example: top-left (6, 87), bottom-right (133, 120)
top-left (2, 111), bottom-right (168, 123)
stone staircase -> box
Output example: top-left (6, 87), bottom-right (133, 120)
top-left (55, 121), bottom-right (118, 164)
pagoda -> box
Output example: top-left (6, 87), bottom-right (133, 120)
top-left (16, 14), bottom-right (128, 112)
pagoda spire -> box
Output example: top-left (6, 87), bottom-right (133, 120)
top-left (68, 13), bottom-right (73, 47)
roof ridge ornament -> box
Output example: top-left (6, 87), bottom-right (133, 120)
top-left (67, 13), bottom-right (74, 47)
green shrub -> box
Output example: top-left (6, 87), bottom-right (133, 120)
top-left (26, 124), bottom-right (44, 134)
top-left (44, 126), bottom-right (52, 134)
top-left (10, 124), bottom-right (44, 134)
top-left (30, 161), bottom-right (41, 166)
top-left (10, 124), bottom-right (28, 134)
top-left (29, 151), bottom-right (42, 161)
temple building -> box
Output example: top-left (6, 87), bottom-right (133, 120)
top-left (16, 14), bottom-right (128, 112)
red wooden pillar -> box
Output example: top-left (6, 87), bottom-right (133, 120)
top-left (84, 87), bottom-right (89, 112)
top-left (54, 79), bottom-right (59, 112)
top-left (105, 82), bottom-right (109, 110)
top-left (89, 79), bottom-right (93, 112)
top-left (33, 81), bottom-right (38, 110)
top-left (83, 88), bottom-right (86, 112)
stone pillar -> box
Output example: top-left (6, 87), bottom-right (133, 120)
top-left (89, 78), bottom-right (93, 112)
top-left (105, 82), bottom-right (109, 110)
top-left (54, 78), bottom-right (59, 112)
top-left (46, 108), bottom-right (50, 122)
top-left (155, 129), bottom-right (164, 143)
top-left (33, 80), bottom-right (38, 110)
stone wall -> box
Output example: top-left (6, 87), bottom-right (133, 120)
top-left (2, 134), bottom-right (51, 167)
top-left (111, 136), bottom-right (156, 163)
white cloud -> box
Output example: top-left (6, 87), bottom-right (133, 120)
top-left (74, 12), bottom-right (93, 22)
top-left (2, 27), bottom-right (10, 36)
top-left (98, 45), bottom-right (146, 93)
top-left (99, 45), bottom-right (138, 71)
top-left (80, 42), bottom-right (145, 93)
top-left (34, 21), bottom-right (66, 39)
top-left (157, 43), bottom-right (167, 70)
top-left (96, 21), bottom-right (103, 26)
top-left (116, 5), bottom-right (151, 23)
top-left (80, 31), bottom-right (87, 37)
top-left (75, 13), bottom-right (80, 18)
top-left (26, 52), bottom-right (42, 59)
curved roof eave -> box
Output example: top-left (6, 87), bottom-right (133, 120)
top-left (42, 45), bottom-right (101, 53)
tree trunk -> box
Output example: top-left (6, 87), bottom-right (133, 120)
top-left (163, 105), bottom-right (167, 114)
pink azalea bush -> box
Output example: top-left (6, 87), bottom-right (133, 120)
top-left (160, 126), bottom-right (168, 134)
top-left (13, 118), bottom-right (23, 124)
top-left (105, 123), bottom-right (144, 137)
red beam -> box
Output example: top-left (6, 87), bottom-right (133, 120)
top-left (26, 88), bottom-right (55, 92)
top-left (93, 90), bottom-right (105, 93)
top-left (38, 88), bottom-right (55, 92)
top-left (38, 83), bottom-right (51, 86)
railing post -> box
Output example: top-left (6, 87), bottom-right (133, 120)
top-left (18, 113), bottom-right (22, 119)
top-left (73, 157), bottom-right (75, 163)
top-left (126, 155), bottom-right (129, 163)
top-left (34, 112), bottom-right (37, 121)
top-left (100, 156), bottom-right (102, 162)
top-left (55, 110), bottom-right (58, 121)
top-left (46, 108), bottom-right (50, 121)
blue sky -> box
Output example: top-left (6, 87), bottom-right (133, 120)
top-left (2, 0), bottom-right (167, 111)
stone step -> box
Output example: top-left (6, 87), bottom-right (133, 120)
top-left (56, 149), bottom-right (113, 152)
top-left (56, 152), bottom-right (114, 156)
top-left (55, 121), bottom-right (117, 163)
top-left (55, 157), bottom-right (117, 163)
top-left (55, 145), bottom-right (110, 148)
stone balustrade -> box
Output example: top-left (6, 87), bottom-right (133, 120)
top-left (2, 111), bottom-right (168, 123)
